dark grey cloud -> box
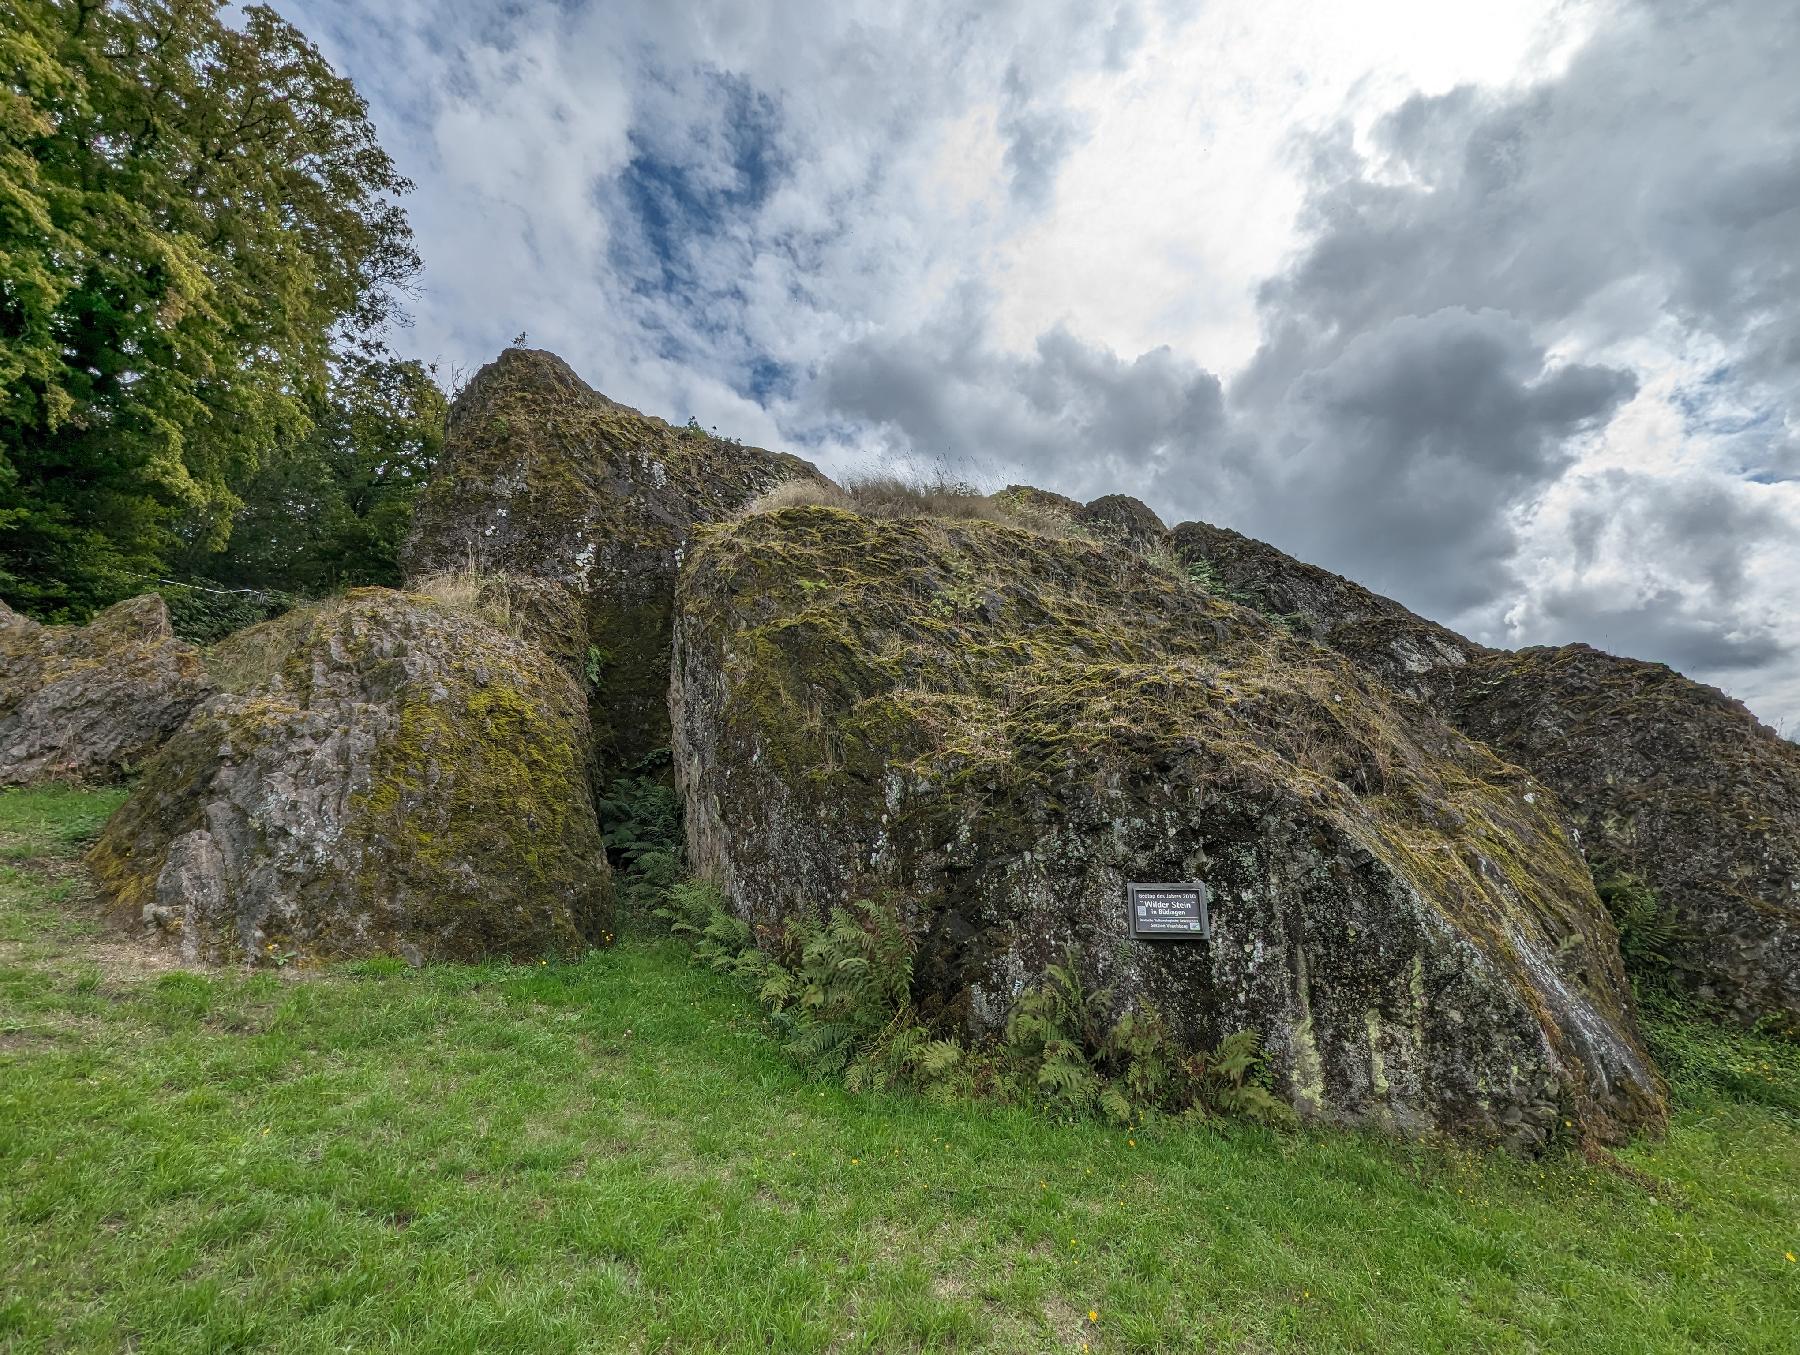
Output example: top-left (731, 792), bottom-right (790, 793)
top-left (814, 287), bottom-right (1225, 493)
top-left (1509, 468), bottom-right (1793, 674)
top-left (1218, 0), bottom-right (1800, 683)
top-left (1217, 308), bottom-right (1635, 615)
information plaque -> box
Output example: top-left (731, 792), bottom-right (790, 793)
top-left (1128, 881), bottom-right (1210, 940)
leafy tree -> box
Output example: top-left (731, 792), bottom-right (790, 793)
top-left (0, 0), bottom-right (419, 618)
top-left (177, 353), bottom-right (445, 596)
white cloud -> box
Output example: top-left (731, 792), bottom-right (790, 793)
top-left (278, 0), bottom-right (1800, 730)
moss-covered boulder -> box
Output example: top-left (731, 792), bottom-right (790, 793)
top-left (1171, 520), bottom-right (1800, 1031)
top-left (401, 348), bottom-right (828, 773)
top-left (1, 595), bottom-right (212, 785)
top-left (90, 588), bottom-right (612, 965)
top-left (1452, 645), bottom-right (1800, 1031)
top-left (672, 507), bottom-right (1665, 1147)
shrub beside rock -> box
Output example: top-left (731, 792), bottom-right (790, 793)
top-left (90, 587), bottom-right (612, 965)
top-left (672, 506), bottom-right (1667, 1147)
top-left (0, 595), bottom-right (212, 785)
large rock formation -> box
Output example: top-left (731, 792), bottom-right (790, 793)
top-left (402, 348), bottom-right (828, 773)
top-left (90, 588), bottom-right (612, 965)
top-left (673, 505), bottom-right (1666, 1146)
top-left (1172, 521), bottom-right (1800, 1032)
top-left (0, 595), bottom-right (212, 785)
top-left (1452, 646), bottom-right (1800, 1031)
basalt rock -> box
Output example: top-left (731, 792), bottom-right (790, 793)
top-left (0, 595), bottom-right (212, 785)
top-left (1170, 521), bottom-right (1482, 704)
top-left (672, 506), bottom-right (1666, 1147)
top-left (401, 347), bottom-right (829, 774)
top-left (1078, 494), bottom-right (1169, 552)
top-left (90, 588), bottom-right (612, 965)
top-left (995, 486), bottom-right (1171, 553)
top-left (1453, 645), bottom-right (1800, 1031)
top-left (1171, 520), bottom-right (1800, 1031)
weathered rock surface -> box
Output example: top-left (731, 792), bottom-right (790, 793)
top-left (1171, 520), bottom-right (1800, 1031)
top-left (1453, 646), bottom-right (1800, 1031)
top-left (90, 588), bottom-right (612, 965)
top-left (673, 506), bottom-right (1666, 1146)
top-left (996, 486), bottom-right (1171, 553)
top-left (402, 348), bottom-right (828, 773)
top-left (0, 595), bottom-right (213, 785)
top-left (1170, 521), bottom-right (1482, 704)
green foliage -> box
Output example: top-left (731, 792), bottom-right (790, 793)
top-left (1592, 866), bottom-right (1690, 999)
top-left (596, 750), bottom-right (684, 920)
top-left (1639, 989), bottom-right (1800, 1117)
top-left (175, 354), bottom-right (446, 598)
top-left (154, 578), bottom-right (293, 644)
top-left (1001, 954), bottom-right (1295, 1128)
top-left (0, 0), bottom-right (419, 618)
top-left (666, 887), bottom-right (1291, 1127)
top-left (662, 883), bottom-right (937, 1093)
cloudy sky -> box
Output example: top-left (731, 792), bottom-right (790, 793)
top-left (279, 0), bottom-right (1799, 732)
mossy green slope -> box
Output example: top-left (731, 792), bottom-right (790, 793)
top-left (673, 506), bottom-right (1665, 1148)
top-left (89, 588), bottom-right (612, 965)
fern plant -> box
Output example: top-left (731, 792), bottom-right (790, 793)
top-left (663, 895), bottom-right (1293, 1129)
top-left (1002, 955), bottom-right (1112, 1118)
top-left (1593, 866), bottom-right (1690, 998)
top-left (597, 750), bottom-right (685, 917)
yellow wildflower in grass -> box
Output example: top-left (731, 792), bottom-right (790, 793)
top-left (1088, 1310), bottom-right (1098, 1323)
top-left (1787, 1251), bottom-right (1796, 1263)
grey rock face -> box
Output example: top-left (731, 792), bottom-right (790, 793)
top-left (90, 588), bottom-right (612, 965)
top-left (0, 595), bottom-right (213, 785)
top-left (671, 506), bottom-right (1666, 1147)
top-left (1171, 520), bottom-right (1800, 1032)
top-left (400, 347), bottom-right (829, 774)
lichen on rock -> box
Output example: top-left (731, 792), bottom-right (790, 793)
top-left (89, 587), bottom-right (612, 965)
top-left (401, 347), bottom-right (830, 775)
top-left (672, 505), bottom-right (1666, 1147)
top-left (1, 595), bottom-right (213, 785)
top-left (1171, 519), bottom-right (1800, 1033)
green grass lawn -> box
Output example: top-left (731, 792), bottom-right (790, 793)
top-left (2, 786), bottom-right (1797, 1353)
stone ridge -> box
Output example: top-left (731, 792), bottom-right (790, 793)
top-left (402, 347), bottom-right (831, 774)
top-left (0, 595), bottom-right (212, 785)
top-left (1170, 519), bottom-right (1800, 1031)
top-left (673, 504), bottom-right (1666, 1147)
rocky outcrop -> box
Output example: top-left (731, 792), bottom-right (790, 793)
top-left (401, 348), bottom-right (828, 773)
top-left (0, 595), bottom-right (212, 785)
top-left (1078, 494), bottom-right (1169, 552)
top-left (90, 588), bottom-right (612, 965)
top-left (995, 486), bottom-right (1171, 553)
top-left (1170, 522), bottom-right (1483, 704)
top-left (1171, 521), bottom-right (1800, 1031)
top-left (1453, 646), bottom-right (1800, 1031)
top-left (673, 505), bottom-right (1666, 1147)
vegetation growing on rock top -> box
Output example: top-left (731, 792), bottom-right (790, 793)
top-left (672, 504), bottom-right (1666, 1148)
top-left (401, 348), bottom-right (829, 777)
top-left (1171, 518), bottom-right (1800, 1034)
top-left (89, 586), bottom-right (612, 965)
